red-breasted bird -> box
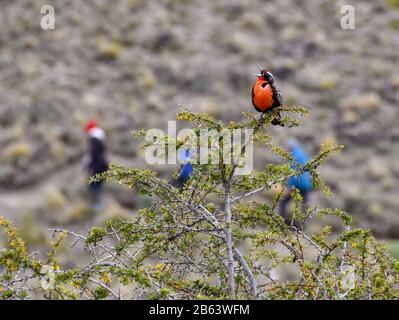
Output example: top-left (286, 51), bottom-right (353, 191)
top-left (251, 65), bottom-right (284, 126)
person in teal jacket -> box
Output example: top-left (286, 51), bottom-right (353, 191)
top-left (280, 140), bottom-right (313, 225)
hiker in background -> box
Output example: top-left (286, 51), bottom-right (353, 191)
top-left (169, 148), bottom-right (194, 191)
top-left (83, 119), bottom-right (109, 211)
top-left (279, 139), bottom-right (313, 226)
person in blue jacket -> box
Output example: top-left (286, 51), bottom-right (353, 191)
top-left (280, 139), bottom-right (313, 225)
top-left (169, 148), bottom-right (194, 190)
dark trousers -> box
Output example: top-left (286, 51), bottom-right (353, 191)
top-left (279, 189), bottom-right (309, 227)
top-left (89, 182), bottom-right (103, 204)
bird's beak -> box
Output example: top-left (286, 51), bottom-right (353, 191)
top-left (252, 73), bottom-right (262, 77)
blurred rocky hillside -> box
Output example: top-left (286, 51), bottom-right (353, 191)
top-left (1, 0), bottom-right (399, 242)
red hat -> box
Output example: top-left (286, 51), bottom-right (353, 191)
top-left (85, 119), bottom-right (98, 132)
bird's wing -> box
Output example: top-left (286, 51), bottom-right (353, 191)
top-left (272, 86), bottom-right (283, 107)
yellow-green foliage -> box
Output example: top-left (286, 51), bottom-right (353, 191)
top-left (387, 0), bottom-right (399, 8)
top-left (45, 188), bottom-right (66, 210)
top-left (50, 142), bottom-right (66, 161)
top-left (6, 142), bottom-right (32, 160)
top-left (95, 38), bottom-right (123, 60)
top-left (0, 216), bottom-right (41, 299)
top-left (19, 215), bottom-right (47, 246)
top-left (385, 240), bottom-right (399, 258)
top-left (1, 107), bottom-right (399, 300)
top-left (390, 19), bottom-right (399, 29)
top-left (67, 202), bottom-right (92, 222)
top-left (139, 70), bottom-right (156, 90)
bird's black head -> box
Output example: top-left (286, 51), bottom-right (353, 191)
top-left (260, 70), bottom-right (275, 84)
top-left (254, 65), bottom-right (275, 84)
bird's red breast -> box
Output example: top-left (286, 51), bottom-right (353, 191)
top-left (252, 78), bottom-right (274, 112)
